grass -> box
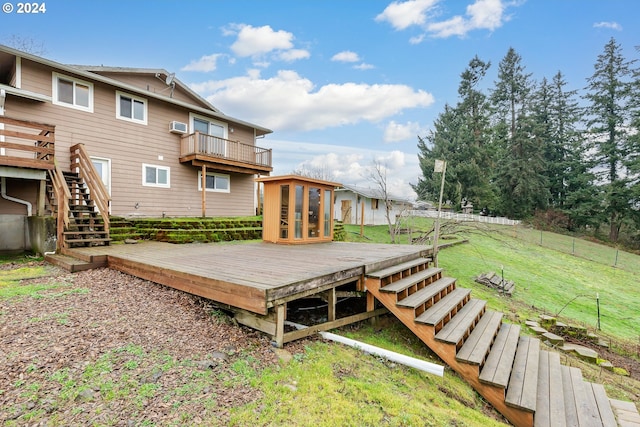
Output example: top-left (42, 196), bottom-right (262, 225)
top-left (344, 219), bottom-right (640, 343)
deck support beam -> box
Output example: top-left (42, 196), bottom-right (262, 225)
top-left (327, 287), bottom-right (336, 322)
top-left (275, 303), bottom-right (286, 348)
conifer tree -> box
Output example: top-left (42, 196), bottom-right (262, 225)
top-left (584, 38), bottom-right (638, 241)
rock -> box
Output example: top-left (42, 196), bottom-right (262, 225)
top-left (542, 332), bottom-right (564, 345)
top-left (211, 351), bottom-right (228, 362)
top-left (273, 348), bottom-right (293, 364)
top-left (525, 320), bottom-right (540, 328)
top-left (529, 326), bottom-right (548, 335)
top-left (560, 343), bottom-right (598, 363)
top-left (539, 314), bottom-right (556, 327)
top-left (124, 238), bottom-right (138, 244)
top-left (598, 360), bottom-right (614, 371)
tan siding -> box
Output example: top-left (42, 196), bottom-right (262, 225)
top-left (5, 60), bottom-right (258, 218)
top-left (0, 178), bottom-right (39, 215)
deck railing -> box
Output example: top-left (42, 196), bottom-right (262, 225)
top-left (180, 132), bottom-right (272, 168)
top-left (69, 143), bottom-right (111, 234)
top-left (0, 116), bottom-right (55, 170)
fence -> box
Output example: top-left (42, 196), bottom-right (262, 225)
top-left (406, 210), bottom-right (520, 226)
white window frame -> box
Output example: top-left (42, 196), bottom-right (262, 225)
top-left (52, 72), bottom-right (94, 112)
top-left (116, 91), bottom-right (147, 125)
top-left (142, 164), bottom-right (170, 188)
top-left (198, 171), bottom-right (230, 193)
top-left (189, 113), bottom-right (228, 138)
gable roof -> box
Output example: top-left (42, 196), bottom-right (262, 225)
top-left (0, 44), bottom-right (272, 136)
top-left (337, 184), bottom-right (411, 203)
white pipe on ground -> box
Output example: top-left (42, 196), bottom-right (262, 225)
top-left (1, 177), bottom-right (33, 216)
top-left (285, 321), bottom-right (444, 377)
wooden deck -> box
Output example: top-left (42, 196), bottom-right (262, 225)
top-left (66, 240), bottom-right (432, 345)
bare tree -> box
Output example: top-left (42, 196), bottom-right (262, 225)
top-left (3, 36), bottom-right (47, 55)
top-left (292, 164), bottom-right (336, 182)
top-left (368, 161), bottom-right (408, 243)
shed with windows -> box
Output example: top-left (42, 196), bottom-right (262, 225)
top-left (256, 175), bottom-right (340, 244)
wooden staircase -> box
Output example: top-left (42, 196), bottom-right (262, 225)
top-left (365, 257), bottom-right (639, 427)
top-left (47, 144), bottom-right (112, 250)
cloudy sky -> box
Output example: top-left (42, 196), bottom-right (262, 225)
top-left (2, 0), bottom-right (638, 199)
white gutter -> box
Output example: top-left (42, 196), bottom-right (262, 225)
top-left (1, 177), bottom-right (32, 216)
top-left (285, 321), bottom-right (444, 377)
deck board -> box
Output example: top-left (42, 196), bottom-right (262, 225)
top-left (71, 241), bottom-right (432, 315)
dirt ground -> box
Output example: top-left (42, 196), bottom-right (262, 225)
top-left (0, 262), bottom-right (304, 426)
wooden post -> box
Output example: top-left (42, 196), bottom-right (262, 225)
top-left (360, 200), bottom-right (365, 236)
top-left (256, 176), bottom-right (261, 215)
top-left (37, 179), bottom-right (46, 216)
top-left (275, 303), bottom-right (286, 348)
top-left (327, 287), bottom-right (336, 322)
top-left (367, 289), bottom-right (376, 325)
top-left (201, 164), bottom-right (206, 218)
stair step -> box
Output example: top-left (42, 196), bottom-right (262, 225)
top-left (586, 383), bottom-right (617, 427)
top-left (63, 231), bottom-right (109, 236)
top-left (396, 277), bottom-right (456, 309)
top-left (609, 399), bottom-right (640, 426)
top-left (435, 298), bottom-right (486, 346)
top-left (534, 350), bottom-right (566, 427)
top-left (366, 257), bottom-right (432, 279)
top-left (479, 323), bottom-right (521, 388)
top-left (380, 267), bottom-right (443, 293)
top-left (456, 310), bottom-right (503, 365)
top-left (561, 366), bottom-right (581, 426)
top-left (65, 237), bottom-right (112, 244)
top-left (414, 287), bottom-right (471, 332)
top-left (505, 336), bottom-right (540, 412)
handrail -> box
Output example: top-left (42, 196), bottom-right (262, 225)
top-left (69, 143), bottom-right (111, 234)
top-left (180, 132), bottom-right (272, 168)
top-left (48, 160), bottom-right (71, 251)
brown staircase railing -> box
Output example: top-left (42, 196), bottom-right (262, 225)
top-left (48, 161), bottom-right (71, 250)
top-left (69, 143), bottom-right (111, 236)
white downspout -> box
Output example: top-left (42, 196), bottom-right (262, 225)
top-left (1, 177), bottom-right (32, 216)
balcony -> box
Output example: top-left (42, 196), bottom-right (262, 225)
top-left (180, 132), bottom-right (272, 175)
top-left (0, 116), bottom-right (55, 170)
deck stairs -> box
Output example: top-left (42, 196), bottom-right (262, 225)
top-left (48, 171), bottom-right (111, 248)
top-left (365, 257), bottom-right (639, 427)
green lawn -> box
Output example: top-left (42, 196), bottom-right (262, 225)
top-left (344, 220), bottom-right (640, 343)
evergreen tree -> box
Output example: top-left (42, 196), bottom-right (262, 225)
top-left (490, 47), bottom-right (548, 218)
top-left (584, 38), bottom-right (638, 241)
top-left (413, 57), bottom-right (495, 211)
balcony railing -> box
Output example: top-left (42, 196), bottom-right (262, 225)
top-left (0, 116), bottom-right (55, 170)
top-left (180, 132), bottom-right (272, 171)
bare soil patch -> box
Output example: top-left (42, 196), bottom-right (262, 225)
top-left (0, 264), bottom-right (290, 426)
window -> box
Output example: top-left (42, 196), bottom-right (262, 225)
top-left (142, 164), bottom-right (170, 188)
top-left (52, 72), bottom-right (93, 112)
top-left (116, 91), bottom-right (147, 124)
top-left (198, 171), bottom-right (230, 193)
top-left (192, 116), bottom-right (226, 137)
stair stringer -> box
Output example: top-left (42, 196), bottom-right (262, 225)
top-left (365, 276), bottom-right (533, 427)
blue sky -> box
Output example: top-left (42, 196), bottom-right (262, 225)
top-left (1, 0), bottom-right (638, 198)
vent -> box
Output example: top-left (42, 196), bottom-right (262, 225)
top-left (169, 121), bottom-right (188, 134)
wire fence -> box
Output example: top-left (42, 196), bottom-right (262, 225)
top-left (407, 210), bottom-right (520, 226)
top-left (511, 226), bottom-right (640, 275)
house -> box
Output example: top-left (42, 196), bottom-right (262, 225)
top-left (334, 184), bottom-right (413, 226)
top-left (0, 44), bottom-right (272, 253)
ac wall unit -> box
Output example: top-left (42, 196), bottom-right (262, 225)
top-left (169, 121), bottom-right (188, 134)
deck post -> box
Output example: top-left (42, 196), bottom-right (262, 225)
top-left (201, 164), bottom-right (206, 218)
top-left (274, 303), bottom-right (287, 348)
top-left (327, 287), bottom-right (336, 322)
top-left (366, 290), bottom-right (377, 325)
top-left (37, 179), bottom-right (46, 216)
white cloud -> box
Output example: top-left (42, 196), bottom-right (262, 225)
top-left (375, 0), bottom-right (439, 30)
top-left (593, 21), bottom-right (622, 31)
top-left (332, 51), bottom-right (361, 62)
top-left (181, 54), bottom-right (224, 72)
top-left (228, 24), bottom-right (294, 57)
top-left (378, 0), bottom-right (515, 40)
top-left (354, 63), bottom-right (375, 70)
top-left (278, 49), bottom-right (311, 62)
top-left (383, 121), bottom-right (424, 143)
top-left (190, 70), bottom-right (434, 132)
top-left (262, 140), bottom-right (419, 199)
